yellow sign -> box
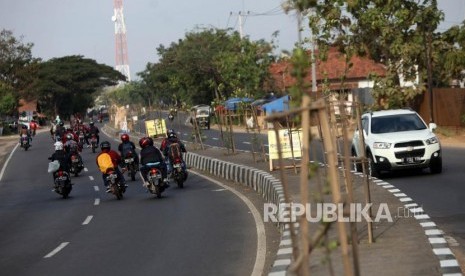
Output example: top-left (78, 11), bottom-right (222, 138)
top-left (145, 119), bottom-right (167, 137)
top-left (267, 129), bottom-right (303, 160)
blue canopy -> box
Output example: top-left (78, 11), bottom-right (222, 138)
top-left (261, 95), bottom-right (290, 114)
top-left (224, 97), bottom-right (253, 111)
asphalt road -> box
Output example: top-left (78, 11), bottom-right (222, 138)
top-left (382, 146), bottom-right (465, 262)
top-left (0, 131), bottom-right (259, 276)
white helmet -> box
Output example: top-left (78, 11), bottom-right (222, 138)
top-left (54, 141), bottom-right (64, 151)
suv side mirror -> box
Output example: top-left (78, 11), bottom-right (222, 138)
top-left (429, 122), bottom-right (437, 131)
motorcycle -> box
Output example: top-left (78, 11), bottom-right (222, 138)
top-left (20, 135), bottom-right (30, 151)
top-left (90, 134), bottom-right (98, 153)
top-left (123, 151), bottom-right (137, 181)
top-left (53, 169), bottom-right (72, 199)
top-left (69, 153), bottom-right (83, 176)
top-left (106, 169), bottom-right (125, 200)
top-left (171, 157), bottom-right (186, 188)
top-left (145, 162), bottom-right (165, 198)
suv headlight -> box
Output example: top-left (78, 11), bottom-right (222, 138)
top-left (425, 136), bottom-right (439, 145)
top-left (373, 142), bottom-right (392, 149)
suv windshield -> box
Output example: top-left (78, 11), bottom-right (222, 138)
top-left (371, 113), bottom-right (427, 134)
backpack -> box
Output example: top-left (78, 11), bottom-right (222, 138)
top-left (97, 153), bottom-right (114, 173)
top-left (168, 142), bottom-right (182, 161)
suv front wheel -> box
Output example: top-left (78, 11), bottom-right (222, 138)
top-left (429, 157), bottom-right (442, 174)
top-left (367, 153), bottom-right (380, 178)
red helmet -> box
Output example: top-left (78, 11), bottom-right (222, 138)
top-left (121, 133), bottom-right (129, 142)
top-left (139, 137), bottom-right (151, 148)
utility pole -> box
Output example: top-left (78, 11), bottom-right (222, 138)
top-left (230, 11), bottom-right (249, 39)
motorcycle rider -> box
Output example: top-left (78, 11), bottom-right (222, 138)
top-left (87, 121), bottom-right (100, 147)
top-left (19, 124), bottom-right (32, 145)
top-left (51, 121), bottom-right (66, 142)
top-left (96, 141), bottom-right (126, 193)
top-left (139, 137), bottom-right (169, 189)
top-left (29, 119), bottom-right (38, 136)
top-left (64, 133), bottom-right (84, 168)
top-left (160, 129), bottom-right (175, 152)
top-left (161, 131), bottom-right (187, 178)
top-left (62, 127), bottom-right (79, 144)
top-left (49, 141), bottom-right (72, 191)
top-left (118, 133), bottom-right (139, 168)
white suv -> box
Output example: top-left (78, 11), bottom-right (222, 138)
top-left (352, 109), bottom-right (442, 177)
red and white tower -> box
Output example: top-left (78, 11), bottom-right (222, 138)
top-left (112, 0), bottom-right (131, 81)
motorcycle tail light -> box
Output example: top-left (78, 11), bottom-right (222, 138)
top-left (71, 155), bottom-right (76, 160)
top-left (150, 168), bottom-right (158, 174)
top-left (175, 158), bottom-right (182, 164)
top-left (58, 171), bottom-right (63, 177)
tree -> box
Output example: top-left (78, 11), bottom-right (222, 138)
top-left (436, 23), bottom-right (465, 86)
top-left (36, 55), bottom-right (126, 117)
top-left (0, 29), bottom-right (40, 115)
top-left (138, 27), bottom-right (275, 107)
top-left (285, 0), bottom-right (444, 109)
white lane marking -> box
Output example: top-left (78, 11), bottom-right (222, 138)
top-left (84, 168), bottom-right (88, 172)
top-left (94, 186), bottom-right (99, 192)
top-left (243, 142), bottom-right (251, 145)
top-left (212, 137), bottom-right (219, 140)
top-left (44, 242), bottom-right (70, 258)
top-left (0, 143), bottom-right (20, 183)
top-left (82, 215), bottom-right (93, 225)
top-left (212, 188), bottom-right (226, 192)
top-left (89, 176), bottom-right (94, 181)
top-left (94, 198), bottom-right (100, 205)
top-left (189, 171), bottom-right (266, 276)
top-left (433, 248), bottom-right (453, 255)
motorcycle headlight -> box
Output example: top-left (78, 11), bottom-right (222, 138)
top-left (425, 136), bottom-right (439, 145)
top-left (373, 142), bottom-right (392, 149)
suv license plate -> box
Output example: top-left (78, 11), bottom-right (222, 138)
top-left (404, 157), bottom-right (420, 163)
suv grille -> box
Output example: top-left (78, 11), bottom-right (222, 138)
top-left (395, 149), bottom-right (425, 159)
top-left (394, 140), bottom-right (424, 148)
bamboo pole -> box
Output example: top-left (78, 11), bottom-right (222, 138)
top-left (354, 98), bottom-right (374, 243)
top-left (317, 101), bottom-right (353, 276)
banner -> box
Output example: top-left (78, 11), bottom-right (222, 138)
top-left (267, 128), bottom-right (303, 160)
top-left (145, 119), bottom-right (166, 137)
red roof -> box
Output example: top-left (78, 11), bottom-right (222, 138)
top-left (18, 99), bottom-right (37, 112)
top-left (269, 47), bottom-right (386, 91)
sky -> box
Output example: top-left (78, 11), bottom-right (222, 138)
top-left (0, 0), bottom-right (464, 81)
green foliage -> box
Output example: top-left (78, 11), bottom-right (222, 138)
top-left (0, 82), bottom-right (17, 115)
top-left (36, 55), bottom-right (125, 117)
top-left (285, 0), bottom-right (444, 108)
top-left (0, 29), bottom-right (40, 110)
top-left (138, 27), bottom-right (275, 106)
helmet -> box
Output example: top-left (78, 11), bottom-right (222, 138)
top-left (139, 137), bottom-right (151, 148)
top-left (121, 133), bottom-right (129, 142)
top-left (148, 137), bottom-right (154, 146)
top-left (59, 121), bottom-right (64, 126)
top-left (54, 141), bottom-right (64, 151)
top-left (66, 133), bottom-right (73, 141)
top-left (168, 132), bottom-right (177, 139)
top-left (167, 129), bottom-right (175, 136)
top-left (100, 141), bottom-right (111, 151)
top-left (89, 121), bottom-right (94, 126)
